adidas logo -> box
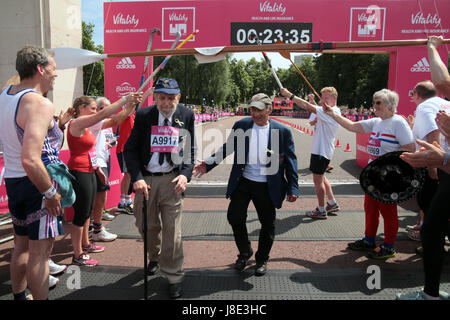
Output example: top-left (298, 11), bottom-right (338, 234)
top-left (410, 57), bottom-right (430, 72)
top-left (116, 57), bottom-right (136, 70)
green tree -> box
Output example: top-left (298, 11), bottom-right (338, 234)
top-left (82, 21), bottom-right (104, 96)
top-left (229, 58), bottom-right (253, 103)
top-left (314, 53), bottom-right (389, 108)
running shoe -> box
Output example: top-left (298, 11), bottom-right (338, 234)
top-left (406, 222), bottom-right (421, 232)
top-left (347, 239), bottom-right (376, 251)
top-left (49, 259), bottom-right (67, 276)
top-left (123, 203), bottom-right (134, 215)
top-left (49, 275), bottom-right (59, 289)
top-left (102, 210), bottom-right (115, 221)
top-left (305, 208), bottom-right (327, 219)
top-left (91, 227), bottom-right (118, 242)
top-left (72, 253), bottom-right (98, 267)
top-left (407, 229), bottom-right (421, 242)
top-left (367, 245), bottom-right (396, 259)
top-left (116, 203), bottom-right (126, 212)
top-left (118, 203), bottom-right (134, 215)
top-left (396, 289), bottom-right (450, 300)
top-left (325, 202), bottom-right (340, 214)
top-left (82, 243), bottom-right (105, 253)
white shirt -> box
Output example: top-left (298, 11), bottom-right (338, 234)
top-left (89, 120), bottom-right (115, 168)
top-left (147, 112), bottom-right (176, 173)
top-left (360, 114), bottom-right (414, 163)
top-left (0, 86), bottom-right (35, 178)
top-left (413, 96), bottom-right (450, 152)
top-left (311, 106), bottom-right (341, 160)
top-left (243, 123), bottom-right (270, 182)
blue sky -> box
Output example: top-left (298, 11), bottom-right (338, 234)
top-left (81, 0), bottom-right (293, 69)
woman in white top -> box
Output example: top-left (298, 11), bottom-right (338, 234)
top-left (323, 89), bottom-right (415, 259)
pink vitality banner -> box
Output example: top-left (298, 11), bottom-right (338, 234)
top-left (104, 0), bottom-right (449, 168)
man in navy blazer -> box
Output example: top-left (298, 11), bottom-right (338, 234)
top-left (124, 78), bottom-right (195, 299)
top-left (194, 93), bottom-right (299, 276)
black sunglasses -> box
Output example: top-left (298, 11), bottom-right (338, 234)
top-left (373, 101), bottom-right (382, 105)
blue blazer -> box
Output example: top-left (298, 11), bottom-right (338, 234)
top-left (206, 117), bottom-right (299, 209)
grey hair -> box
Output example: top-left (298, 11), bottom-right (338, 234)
top-left (96, 97), bottom-right (111, 106)
top-left (373, 89), bottom-right (399, 113)
top-left (15, 46), bottom-right (54, 80)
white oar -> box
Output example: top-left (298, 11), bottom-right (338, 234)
top-left (51, 47), bottom-right (107, 70)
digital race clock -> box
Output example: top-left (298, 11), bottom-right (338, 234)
top-left (230, 22), bottom-right (313, 45)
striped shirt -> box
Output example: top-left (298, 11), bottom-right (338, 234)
top-left (360, 114), bottom-right (414, 163)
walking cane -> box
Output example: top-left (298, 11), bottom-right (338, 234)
top-left (143, 195), bottom-right (148, 300)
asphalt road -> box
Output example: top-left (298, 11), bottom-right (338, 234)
top-left (192, 116), bottom-right (362, 184)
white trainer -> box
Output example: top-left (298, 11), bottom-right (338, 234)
top-left (91, 226), bottom-right (118, 242)
top-left (49, 275), bottom-right (59, 289)
top-left (49, 259), bottom-right (67, 276)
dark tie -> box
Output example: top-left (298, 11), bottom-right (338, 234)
top-left (159, 118), bottom-right (170, 166)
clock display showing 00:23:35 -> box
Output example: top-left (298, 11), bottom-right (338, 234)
top-left (230, 22), bottom-right (313, 45)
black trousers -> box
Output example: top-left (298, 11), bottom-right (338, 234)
top-left (421, 169), bottom-right (450, 297)
top-left (70, 170), bottom-right (96, 227)
top-left (227, 177), bottom-right (276, 263)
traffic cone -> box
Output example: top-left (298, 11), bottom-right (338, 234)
top-left (310, 130), bottom-right (314, 136)
top-left (344, 143), bottom-right (352, 152)
top-left (306, 128), bottom-right (309, 134)
top-left (335, 139), bottom-right (341, 147)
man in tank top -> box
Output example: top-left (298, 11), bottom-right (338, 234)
top-left (0, 46), bottom-right (61, 300)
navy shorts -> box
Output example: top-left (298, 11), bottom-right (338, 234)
top-left (5, 177), bottom-right (63, 240)
top-left (116, 152), bottom-right (128, 173)
top-left (309, 154), bottom-right (330, 175)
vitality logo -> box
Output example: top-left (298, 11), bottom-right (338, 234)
top-left (410, 57), bottom-right (430, 72)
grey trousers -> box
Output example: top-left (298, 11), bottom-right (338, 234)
top-left (134, 172), bottom-right (184, 284)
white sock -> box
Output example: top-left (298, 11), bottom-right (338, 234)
top-left (327, 199), bottom-right (337, 206)
top-left (120, 195), bottom-right (126, 205)
top-left (318, 206), bottom-right (326, 213)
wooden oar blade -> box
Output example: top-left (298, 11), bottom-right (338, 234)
top-left (51, 47), bottom-right (107, 69)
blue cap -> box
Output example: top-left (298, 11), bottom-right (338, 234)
top-left (154, 78), bottom-right (180, 95)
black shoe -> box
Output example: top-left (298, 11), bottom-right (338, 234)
top-left (168, 283), bottom-right (183, 299)
top-left (347, 239), bottom-right (376, 251)
top-left (146, 261), bottom-right (160, 275)
top-left (234, 250), bottom-right (253, 271)
top-left (255, 261), bottom-right (267, 276)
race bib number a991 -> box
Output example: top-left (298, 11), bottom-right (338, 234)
top-left (150, 125), bottom-right (179, 153)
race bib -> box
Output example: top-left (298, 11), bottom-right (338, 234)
top-left (89, 150), bottom-right (99, 169)
top-left (150, 125), bottom-right (179, 153)
top-left (367, 138), bottom-right (381, 161)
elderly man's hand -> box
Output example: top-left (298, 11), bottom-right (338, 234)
top-left (172, 174), bottom-right (188, 195)
top-left (286, 195), bottom-right (298, 202)
top-left (133, 179), bottom-right (151, 200)
top-left (193, 161), bottom-right (207, 178)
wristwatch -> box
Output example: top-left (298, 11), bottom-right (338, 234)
top-left (289, 94), bottom-right (295, 101)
